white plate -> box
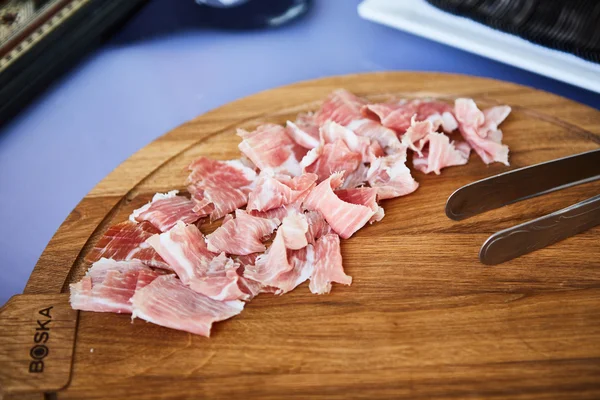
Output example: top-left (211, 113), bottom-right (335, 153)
top-left (358, 0), bottom-right (600, 94)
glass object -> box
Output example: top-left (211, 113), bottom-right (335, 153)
top-left (194, 0), bottom-right (312, 30)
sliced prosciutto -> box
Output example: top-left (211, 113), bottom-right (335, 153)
top-left (244, 211), bottom-right (313, 294)
top-left (147, 221), bottom-right (246, 301)
top-left (346, 119), bottom-right (402, 154)
top-left (415, 99), bottom-right (453, 119)
top-left (70, 259), bottom-right (160, 314)
top-left (455, 98), bottom-right (485, 134)
top-left (286, 120), bottom-right (320, 149)
top-left (301, 120), bottom-right (385, 183)
top-left (246, 172), bottom-right (317, 212)
top-left (455, 98), bottom-right (510, 165)
top-left (279, 209), bottom-right (309, 250)
top-left (86, 221), bottom-right (169, 269)
top-left (131, 274), bottom-right (244, 337)
top-left (416, 100), bottom-right (458, 133)
top-left (206, 209), bottom-right (280, 256)
top-left (320, 122), bottom-right (375, 161)
top-left (187, 157), bottom-right (257, 221)
top-left (413, 132), bottom-right (471, 175)
top-left (363, 99), bottom-right (458, 134)
top-left (303, 172), bottom-right (375, 239)
top-left (243, 225), bottom-right (291, 289)
top-left (273, 245), bottom-right (315, 294)
top-left (309, 234), bottom-right (352, 295)
top-left (249, 206), bottom-right (290, 221)
top-left (362, 101), bottom-right (417, 133)
top-left (234, 253), bottom-right (264, 298)
top-left (425, 111), bottom-right (458, 133)
top-left (315, 88), bottom-right (366, 126)
top-left (336, 187), bottom-right (384, 223)
top-left (130, 190), bottom-right (200, 232)
top-left (72, 89), bottom-right (515, 338)
top-left (339, 163), bottom-right (369, 189)
top-left (401, 117), bottom-right (435, 155)
top-left (237, 124), bottom-right (304, 176)
top-left (286, 112), bottom-right (320, 149)
top-left (237, 275), bottom-right (263, 299)
top-left (136, 268), bottom-right (164, 292)
top-left (481, 105), bottom-right (512, 137)
top-left (367, 148), bottom-right (420, 200)
top-left (305, 210), bottom-right (330, 244)
top-left (302, 138), bottom-right (362, 183)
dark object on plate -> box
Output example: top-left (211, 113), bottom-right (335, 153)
top-left (446, 149), bottom-right (600, 265)
top-left (0, 0), bottom-right (148, 126)
top-left (194, 0), bottom-right (312, 30)
top-left (425, 0), bottom-right (600, 64)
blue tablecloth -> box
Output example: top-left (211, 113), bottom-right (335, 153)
top-left (0, 0), bottom-right (598, 305)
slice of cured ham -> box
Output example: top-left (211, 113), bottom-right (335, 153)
top-left (187, 157), bottom-right (257, 221)
top-left (131, 274), bottom-right (244, 337)
top-left (237, 275), bottom-right (263, 299)
top-left (401, 116), bottom-right (435, 155)
top-left (130, 190), bottom-right (200, 232)
top-left (415, 100), bottom-right (454, 119)
top-left (206, 209), bottom-right (280, 255)
top-left (70, 259), bottom-right (160, 314)
top-left (147, 221), bottom-right (247, 301)
top-left (455, 98), bottom-right (485, 135)
top-left (413, 132), bottom-right (471, 175)
top-left (315, 89), bottom-right (366, 126)
top-left (363, 99), bottom-right (458, 135)
top-left (286, 120), bottom-right (320, 149)
top-left (320, 122), bottom-right (374, 161)
top-left (234, 253), bottom-right (264, 299)
top-left (86, 221), bottom-right (169, 269)
top-left (481, 105), bottom-right (512, 137)
top-left (235, 253), bottom-right (259, 267)
top-left (369, 141), bottom-right (386, 159)
top-left (302, 138), bottom-right (362, 183)
top-left (339, 163), bottom-right (369, 189)
top-left (287, 112), bottom-right (320, 149)
top-left (305, 210), bottom-right (331, 244)
top-left (244, 208), bottom-right (314, 294)
top-left (237, 124), bottom-right (304, 176)
top-left (274, 245), bottom-right (315, 294)
top-left (416, 100), bottom-right (457, 133)
top-left (249, 206), bottom-right (290, 222)
top-left (308, 234), bottom-right (352, 295)
top-left (301, 121), bottom-right (383, 183)
top-left (425, 112), bottom-right (458, 133)
top-left (367, 148), bottom-right (420, 200)
top-left (242, 224), bottom-right (292, 289)
top-left (246, 172), bottom-right (317, 212)
top-left (346, 119), bottom-right (402, 155)
top-left (279, 209), bottom-right (309, 250)
top-left (455, 99), bottom-right (510, 165)
top-left (362, 101), bottom-right (417, 133)
top-left (136, 268), bottom-right (164, 292)
top-left (303, 172), bottom-right (375, 239)
top-left (335, 187), bottom-right (384, 223)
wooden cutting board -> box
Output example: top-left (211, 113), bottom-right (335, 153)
top-left (2, 72), bottom-right (600, 399)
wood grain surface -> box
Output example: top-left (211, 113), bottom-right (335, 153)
top-left (0, 294), bottom-right (76, 395)
top-left (17, 73), bottom-right (600, 399)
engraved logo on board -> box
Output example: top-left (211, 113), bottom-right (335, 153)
top-left (29, 306), bottom-right (52, 373)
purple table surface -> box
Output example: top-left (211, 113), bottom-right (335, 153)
top-left (1, 0), bottom-right (599, 305)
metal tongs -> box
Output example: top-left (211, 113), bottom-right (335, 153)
top-left (446, 149), bottom-right (600, 265)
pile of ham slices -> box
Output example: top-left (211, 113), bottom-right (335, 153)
top-left (70, 89), bottom-right (511, 337)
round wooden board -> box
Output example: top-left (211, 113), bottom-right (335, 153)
top-left (27, 73), bottom-right (600, 399)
